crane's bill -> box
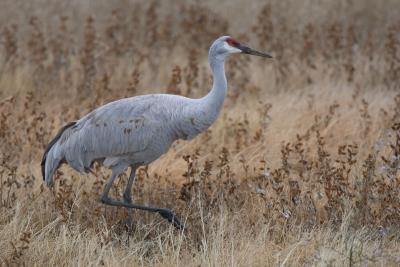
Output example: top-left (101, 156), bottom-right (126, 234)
top-left (237, 44), bottom-right (272, 58)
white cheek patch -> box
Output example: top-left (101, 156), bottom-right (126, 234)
top-left (224, 42), bottom-right (241, 53)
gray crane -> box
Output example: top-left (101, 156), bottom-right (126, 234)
top-left (41, 36), bottom-right (272, 229)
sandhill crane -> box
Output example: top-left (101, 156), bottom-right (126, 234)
top-left (41, 36), bottom-right (272, 229)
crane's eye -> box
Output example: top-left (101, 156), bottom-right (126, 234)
top-left (226, 38), bottom-right (239, 47)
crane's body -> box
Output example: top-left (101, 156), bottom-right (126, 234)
top-left (45, 93), bottom-right (219, 181)
top-left (42, 36), bottom-right (272, 229)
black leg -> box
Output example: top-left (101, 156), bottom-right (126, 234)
top-left (123, 167), bottom-right (136, 231)
top-left (123, 167), bottom-right (136, 204)
top-left (100, 168), bottom-right (185, 230)
top-left (101, 196), bottom-right (185, 230)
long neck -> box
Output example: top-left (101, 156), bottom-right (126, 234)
top-left (201, 55), bottom-right (227, 113)
top-left (173, 53), bottom-right (228, 140)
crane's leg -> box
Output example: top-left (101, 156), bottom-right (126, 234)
top-left (101, 197), bottom-right (185, 230)
top-left (123, 167), bottom-right (136, 229)
top-left (100, 170), bottom-right (122, 203)
top-left (100, 167), bottom-right (184, 230)
top-left (123, 167), bottom-right (136, 204)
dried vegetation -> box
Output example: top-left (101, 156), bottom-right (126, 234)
top-left (0, 0), bottom-right (400, 266)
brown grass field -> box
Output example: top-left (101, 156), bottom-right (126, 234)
top-left (0, 0), bottom-right (400, 266)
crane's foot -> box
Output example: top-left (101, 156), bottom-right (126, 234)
top-left (156, 208), bottom-right (185, 230)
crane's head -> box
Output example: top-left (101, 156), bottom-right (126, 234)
top-left (209, 36), bottom-right (272, 61)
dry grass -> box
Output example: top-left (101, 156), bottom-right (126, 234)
top-left (0, 0), bottom-right (400, 266)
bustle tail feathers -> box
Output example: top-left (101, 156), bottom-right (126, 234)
top-left (41, 121), bottom-right (76, 186)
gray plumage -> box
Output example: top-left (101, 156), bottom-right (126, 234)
top-left (41, 36), bottom-right (272, 229)
top-left (42, 93), bottom-right (218, 185)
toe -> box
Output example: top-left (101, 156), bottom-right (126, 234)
top-left (157, 209), bottom-right (185, 229)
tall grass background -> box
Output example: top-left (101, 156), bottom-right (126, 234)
top-left (0, 0), bottom-right (399, 266)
